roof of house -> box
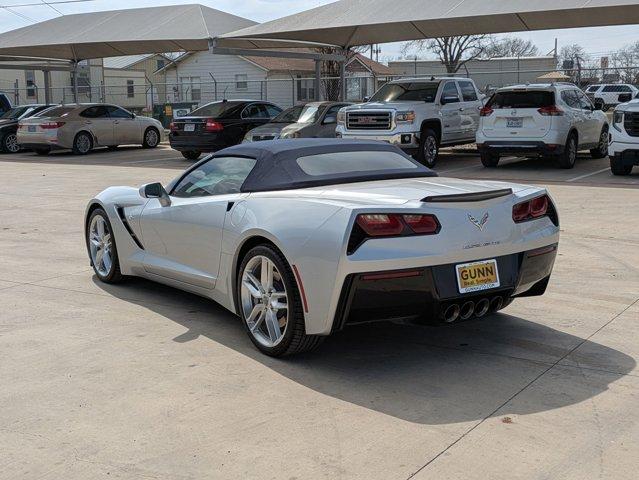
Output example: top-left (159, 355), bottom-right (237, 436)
top-left (104, 52), bottom-right (182, 70)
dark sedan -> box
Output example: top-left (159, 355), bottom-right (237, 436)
top-left (0, 104), bottom-right (55, 153)
top-left (169, 100), bottom-right (283, 160)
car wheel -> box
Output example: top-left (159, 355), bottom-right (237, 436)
top-left (181, 151), bottom-right (201, 161)
top-left (415, 128), bottom-right (439, 168)
top-left (590, 127), bottom-right (609, 159)
top-left (142, 127), bottom-right (160, 148)
top-left (480, 152), bottom-right (500, 167)
top-left (86, 208), bottom-right (124, 284)
top-left (34, 148), bottom-right (50, 156)
top-left (610, 156), bottom-right (633, 176)
top-left (558, 133), bottom-right (577, 169)
top-left (237, 245), bottom-right (324, 357)
top-left (73, 131), bottom-right (93, 155)
top-left (1, 132), bottom-right (20, 153)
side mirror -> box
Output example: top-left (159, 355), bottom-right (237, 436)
top-left (362, 96), bottom-right (370, 103)
top-left (323, 115), bottom-right (337, 125)
top-left (130, 113), bottom-right (136, 119)
top-left (441, 95), bottom-right (459, 105)
top-left (140, 182), bottom-right (171, 207)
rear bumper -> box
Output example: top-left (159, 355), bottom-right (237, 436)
top-left (168, 132), bottom-right (228, 152)
top-left (332, 244), bottom-right (558, 331)
top-left (18, 142), bottom-right (64, 151)
top-left (477, 141), bottom-right (564, 155)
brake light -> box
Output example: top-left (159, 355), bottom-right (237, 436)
top-left (356, 214), bottom-right (404, 236)
top-left (40, 122), bottom-right (65, 129)
top-left (538, 105), bottom-right (564, 116)
top-left (480, 106), bottom-right (494, 117)
top-left (403, 214), bottom-right (440, 234)
top-left (513, 195), bottom-right (550, 223)
top-left (205, 119), bottom-right (224, 132)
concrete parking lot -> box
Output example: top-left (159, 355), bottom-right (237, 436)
top-left (1, 145), bottom-right (638, 480)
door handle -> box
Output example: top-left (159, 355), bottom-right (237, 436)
top-left (84, 120), bottom-right (92, 124)
top-left (459, 108), bottom-right (464, 111)
top-left (114, 120), bottom-right (120, 124)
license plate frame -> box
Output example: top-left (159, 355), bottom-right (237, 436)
top-left (28, 125), bottom-right (36, 132)
top-left (184, 123), bottom-right (196, 132)
top-left (506, 117), bottom-right (523, 128)
top-left (456, 259), bottom-right (500, 294)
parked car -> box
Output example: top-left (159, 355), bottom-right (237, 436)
top-left (609, 99), bottom-right (639, 175)
top-left (0, 104), bottom-right (55, 153)
top-left (477, 83), bottom-right (609, 169)
top-left (169, 100), bottom-right (283, 160)
top-left (0, 93), bottom-right (11, 116)
top-left (243, 101), bottom-right (352, 142)
top-left (336, 77), bottom-right (483, 167)
top-left (85, 139), bottom-right (559, 357)
top-left (585, 84), bottom-right (639, 111)
top-left (17, 103), bottom-right (163, 155)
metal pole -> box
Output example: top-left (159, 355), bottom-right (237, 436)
top-left (43, 70), bottom-right (51, 104)
top-left (72, 62), bottom-right (78, 103)
top-left (314, 59), bottom-right (321, 101)
top-left (340, 60), bottom-right (346, 101)
top-left (14, 79), bottom-right (19, 105)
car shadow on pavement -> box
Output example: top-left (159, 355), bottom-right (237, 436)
top-left (94, 276), bottom-right (636, 425)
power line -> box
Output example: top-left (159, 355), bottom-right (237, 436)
top-left (1, 5), bottom-right (36, 22)
top-left (0, 0), bottom-right (94, 7)
top-left (40, 0), bottom-right (63, 15)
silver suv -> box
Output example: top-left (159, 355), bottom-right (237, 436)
top-left (336, 77), bottom-right (483, 167)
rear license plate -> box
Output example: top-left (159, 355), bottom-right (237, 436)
top-left (184, 124), bottom-right (195, 132)
top-left (507, 117), bottom-right (523, 128)
top-left (456, 259), bottom-right (500, 294)
top-left (28, 125), bottom-right (36, 132)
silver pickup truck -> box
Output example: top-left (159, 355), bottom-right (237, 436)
top-left (336, 77), bottom-right (483, 167)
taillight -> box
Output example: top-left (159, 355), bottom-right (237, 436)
top-left (169, 122), bottom-right (177, 131)
top-left (538, 105), bottom-right (564, 116)
top-left (205, 119), bottom-right (223, 132)
top-left (40, 122), bottom-right (65, 129)
top-left (355, 213), bottom-right (440, 237)
top-left (513, 195), bottom-right (551, 223)
top-left (403, 214), bottom-right (440, 234)
top-left (480, 106), bottom-right (494, 117)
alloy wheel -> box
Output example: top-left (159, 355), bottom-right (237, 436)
top-left (240, 255), bottom-right (289, 348)
top-left (5, 133), bottom-right (19, 153)
top-left (598, 130), bottom-right (608, 155)
top-left (424, 136), bottom-right (438, 166)
top-left (146, 129), bottom-right (159, 147)
top-left (88, 215), bottom-right (113, 277)
top-left (77, 134), bottom-right (91, 154)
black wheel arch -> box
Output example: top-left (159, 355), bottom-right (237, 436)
top-left (419, 119), bottom-right (442, 141)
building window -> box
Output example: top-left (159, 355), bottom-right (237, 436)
top-left (235, 74), bottom-right (248, 90)
top-left (25, 70), bottom-right (36, 99)
top-left (191, 77), bottom-right (201, 101)
top-left (179, 77), bottom-right (201, 101)
top-left (127, 80), bottom-right (135, 98)
top-left (297, 77), bottom-right (315, 101)
top-left (156, 59), bottom-right (166, 70)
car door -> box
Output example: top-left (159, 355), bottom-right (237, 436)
top-left (560, 90), bottom-right (585, 142)
top-left (241, 104), bottom-right (272, 137)
top-left (575, 90), bottom-right (600, 144)
top-left (438, 81), bottom-right (463, 143)
top-left (457, 80), bottom-right (482, 141)
top-left (317, 104), bottom-right (343, 137)
top-left (107, 105), bottom-right (140, 145)
top-left (139, 155), bottom-right (257, 289)
top-left (79, 105), bottom-right (115, 146)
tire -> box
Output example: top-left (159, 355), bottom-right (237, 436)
top-left (181, 150), bottom-right (201, 161)
top-left (237, 245), bottom-right (324, 357)
top-left (1, 132), bottom-right (20, 153)
top-left (86, 208), bottom-right (124, 284)
top-left (34, 148), bottom-right (50, 156)
top-left (557, 132), bottom-right (578, 169)
top-left (415, 128), bottom-right (439, 168)
top-left (142, 127), bottom-right (160, 149)
top-left (590, 127), bottom-right (609, 159)
top-left (610, 156), bottom-right (633, 176)
top-left (480, 152), bottom-right (500, 167)
top-left (72, 131), bottom-right (93, 155)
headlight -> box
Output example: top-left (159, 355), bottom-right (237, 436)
top-left (396, 111), bottom-right (416, 124)
top-left (337, 110), bottom-right (346, 125)
top-left (613, 111), bottom-right (624, 132)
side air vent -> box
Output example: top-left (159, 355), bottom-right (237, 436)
top-left (116, 207), bottom-right (144, 250)
top-left (422, 189), bottom-right (513, 203)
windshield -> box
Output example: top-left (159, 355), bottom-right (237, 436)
top-left (0, 106), bottom-right (30, 120)
top-left (190, 101), bottom-right (242, 118)
top-left (369, 82), bottom-right (439, 103)
top-left (271, 105), bottom-right (304, 123)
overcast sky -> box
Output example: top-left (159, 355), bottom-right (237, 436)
top-left (1, 0), bottom-right (638, 61)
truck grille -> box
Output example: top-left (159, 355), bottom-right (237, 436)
top-left (346, 111), bottom-right (392, 130)
top-left (624, 112), bottom-right (639, 137)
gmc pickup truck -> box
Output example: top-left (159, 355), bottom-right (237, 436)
top-left (336, 77), bottom-right (483, 167)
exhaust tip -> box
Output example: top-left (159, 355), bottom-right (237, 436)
top-left (443, 304), bottom-right (461, 323)
top-left (459, 301), bottom-right (475, 321)
top-left (474, 298), bottom-right (490, 317)
top-left (490, 296), bottom-right (504, 312)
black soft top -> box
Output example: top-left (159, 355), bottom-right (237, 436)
top-left (204, 139), bottom-right (438, 193)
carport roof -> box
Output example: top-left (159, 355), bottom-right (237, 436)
top-left (0, 4), bottom-right (255, 61)
top-left (216, 0), bottom-right (639, 49)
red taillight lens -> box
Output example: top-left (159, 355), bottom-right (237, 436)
top-left (513, 195), bottom-right (551, 223)
top-left (205, 119), bottom-right (223, 132)
top-left (403, 214), bottom-right (440, 234)
top-left (40, 122), bottom-right (65, 129)
top-left (169, 122), bottom-right (177, 131)
top-left (538, 105), bottom-right (564, 116)
top-left (356, 214), bottom-right (404, 236)
top-left (480, 106), bottom-right (494, 117)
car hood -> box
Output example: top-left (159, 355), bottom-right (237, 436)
top-left (248, 123), bottom-right (290, 137)
top-left (344, 101), bottom-right (428, 112)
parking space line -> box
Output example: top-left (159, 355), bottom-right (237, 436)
top-left (567, 167), bottom-right (611, 183)
top-left (126, 158), bottom-right (174, 165)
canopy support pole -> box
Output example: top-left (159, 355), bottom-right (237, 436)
top-left (43, 70), bottom-right (51, 104)
top-left (314, 59), bottom-right (321, 101)
top-left (339, 60), bottom-right (346, 101)
top-left (72, 61), bottom-right (78, 103)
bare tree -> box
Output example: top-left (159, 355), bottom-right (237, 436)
top-left (401, 35), bottom-right (491, 74)
top-left (485, 37), bottom-right (539, 58)
top-left (559, 44), bottom-right (589, 83)
top-left (318, 46), bottom-right (366, 100)
top-left (611, 41), bottom-right (639, 84)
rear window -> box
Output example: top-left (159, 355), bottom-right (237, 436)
top-left (190, 101), bottom-right (243, 118)
top-left (586, 86), bottom-right (600, 92)
top-left (296, 151), bottom-right (418, 176)
top-left (487, 91), bottom-right (555, 109)
top-left (40, 106), bottom-right (75, 117)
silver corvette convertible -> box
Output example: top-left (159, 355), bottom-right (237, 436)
top-left (85, 140), bottom-right (560, 357)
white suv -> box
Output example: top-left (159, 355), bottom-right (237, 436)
top-left (585, 84), bottom-right (638, 111)
top-left (608, 99), bottom-right (639, 175)
top-left (476, 83), bottom-right (609, 169)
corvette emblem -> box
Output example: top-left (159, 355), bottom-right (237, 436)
top-left (468, 212), bottom-right (490, 231)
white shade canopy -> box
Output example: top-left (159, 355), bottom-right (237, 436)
top-left (216, 0), bottom-right (639, 49)
top-left (0, 4), bottom-right (255, 61)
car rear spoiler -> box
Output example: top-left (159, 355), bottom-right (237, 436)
top-left (422, 188), bottom-right (513, 203)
